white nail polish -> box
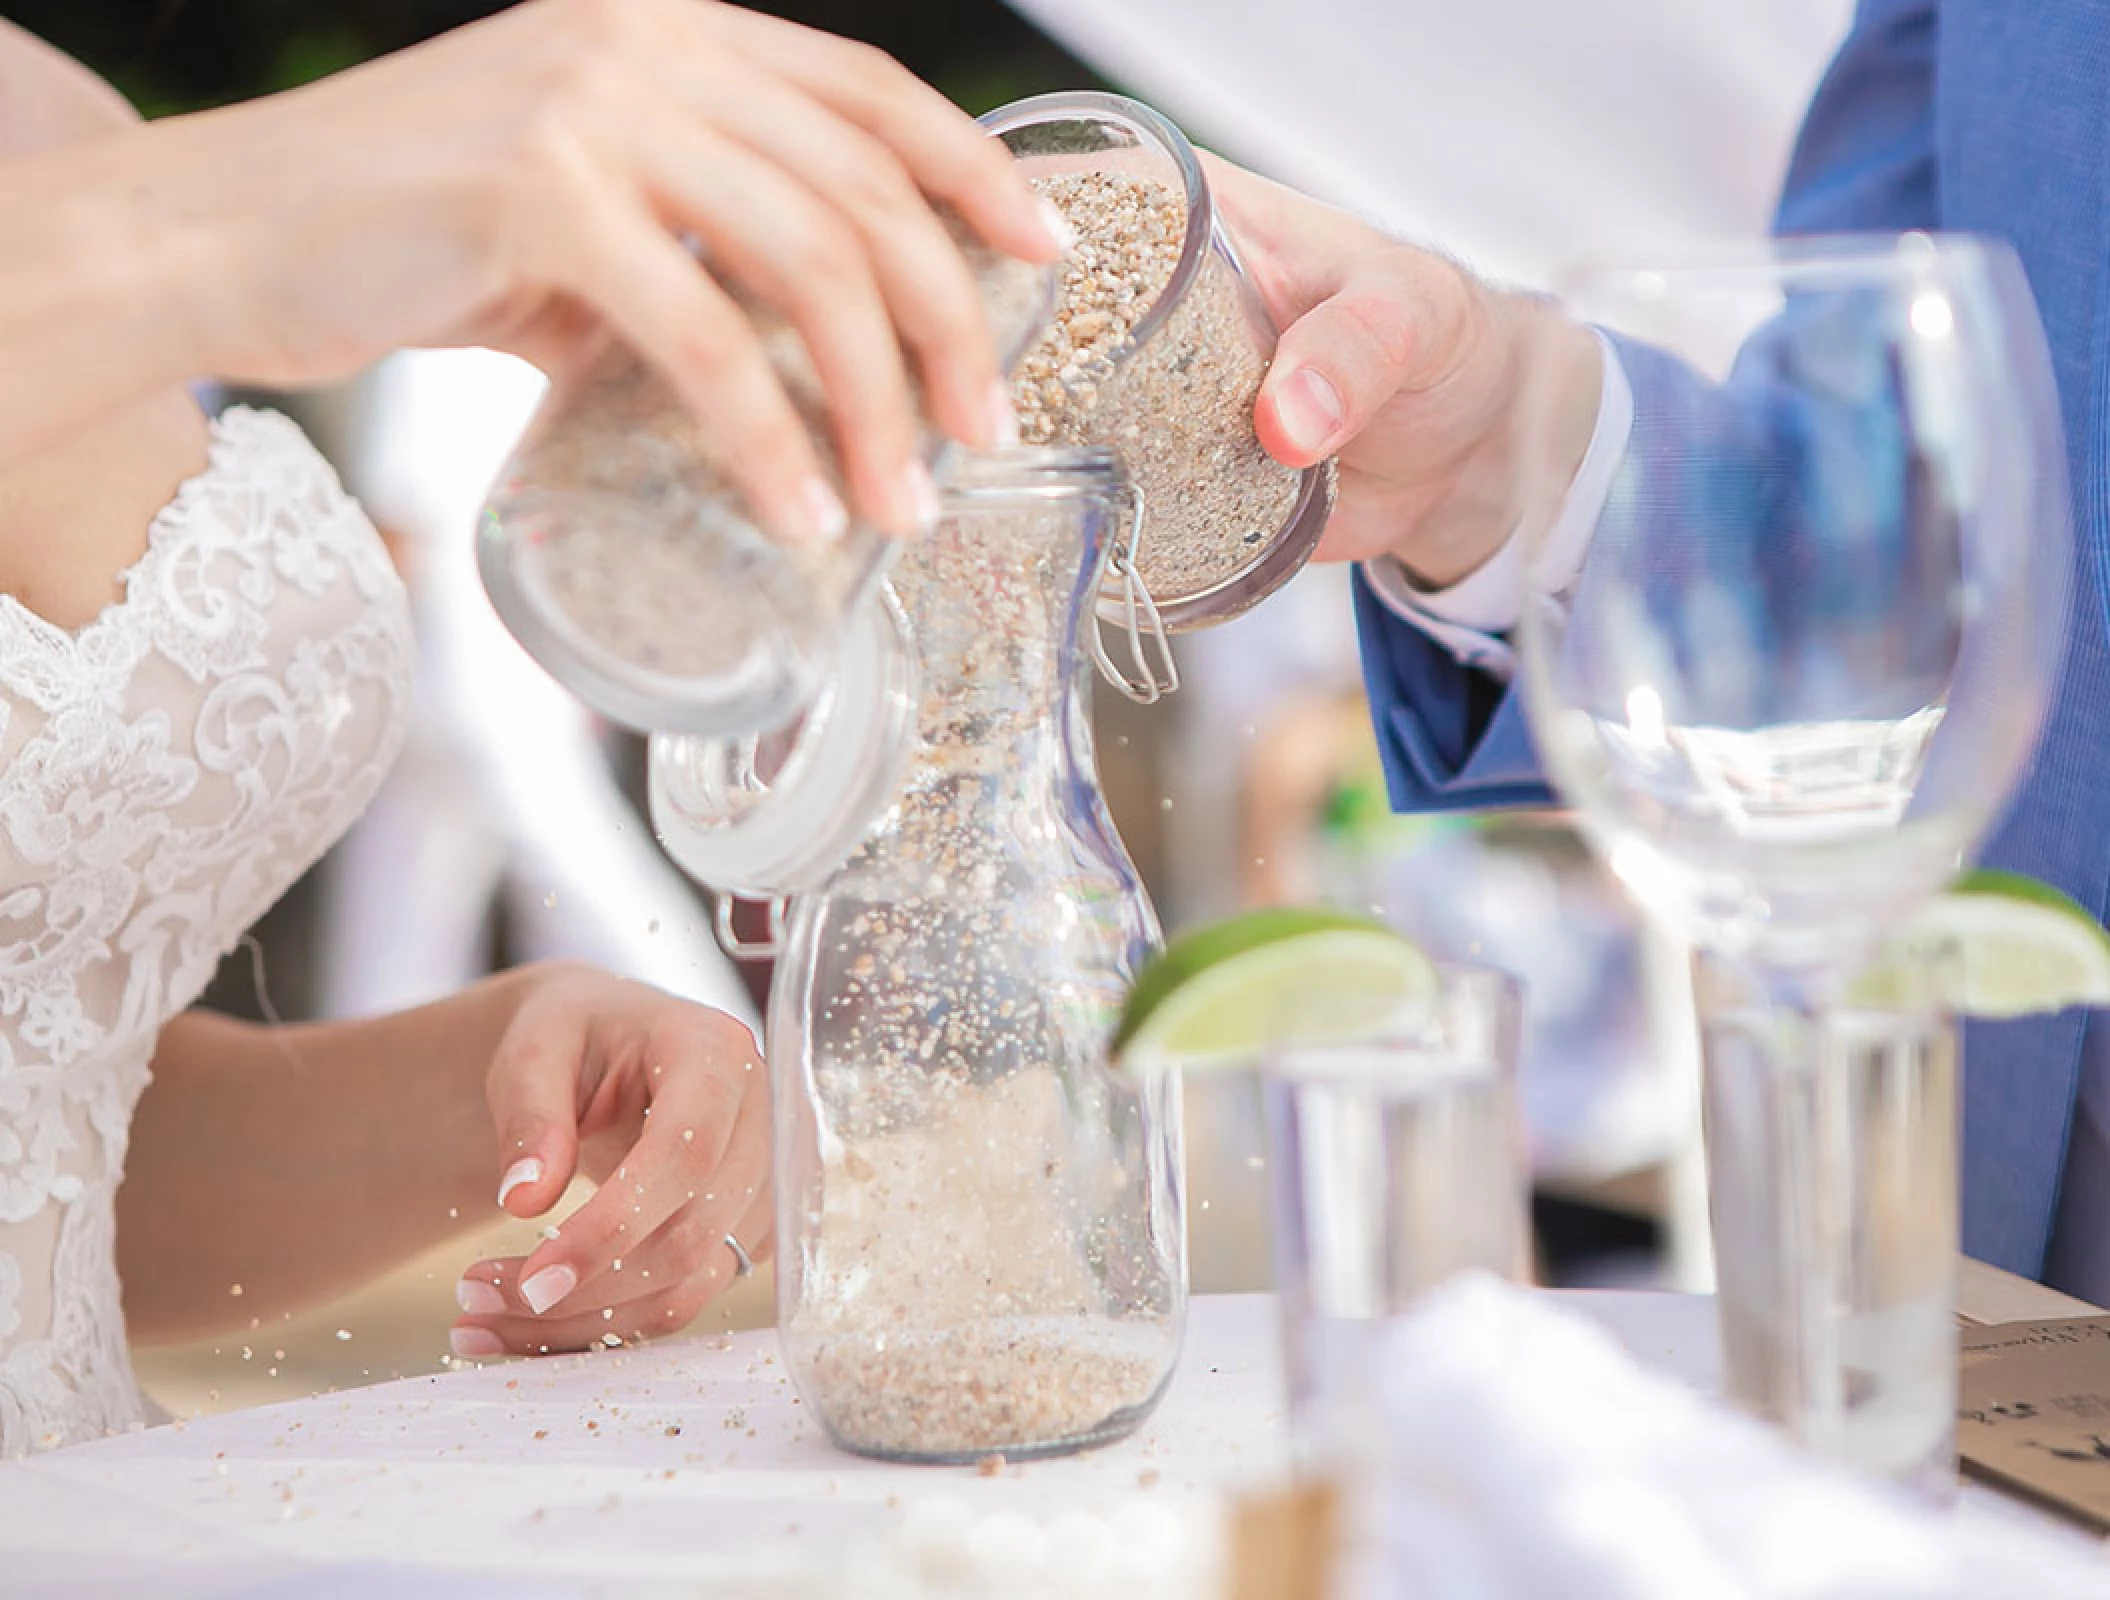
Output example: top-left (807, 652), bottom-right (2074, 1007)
top-left (520, 1263), bottom-right (578, 1317)
top-left (989, 381), bottom-right (1021, 448)
top-left (450, 1327), bottom-right (506, 1359)
top-left (798, 476), bottom-right (849, 544)
top-left (497, 1157), bottom-right (543, 1210)
top-left (901, 460), bottom-right (941, 532)
top-left (456, 1278), bottom-right (507, 1315)
top-left (1037, 196), bottom-right (1077, 255)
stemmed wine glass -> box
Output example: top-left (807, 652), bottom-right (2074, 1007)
top-left (1512, 235), bottom-right (2072, 1483)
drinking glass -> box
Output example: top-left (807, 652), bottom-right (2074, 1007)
top-left (1263, 966), bottom-right (1528, 1462)
top-left (1698, 942), bottom-right (1961, 1488)
top-left (1513, 235), bottom-right (2071, 1478)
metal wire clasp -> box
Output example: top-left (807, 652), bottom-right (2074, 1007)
top-left (712, 894), bottom-right (786, 963)
top-left (1090, 483), bottom-right (1180, 704)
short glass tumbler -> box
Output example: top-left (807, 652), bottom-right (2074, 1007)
top-left (1264, 966), bottom-right (1529, 1459)
top-left (1696, 943), bottom-right (1961, 1490)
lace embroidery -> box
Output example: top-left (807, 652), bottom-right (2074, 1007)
top-left (0, 407), bottom-right (412, 1455)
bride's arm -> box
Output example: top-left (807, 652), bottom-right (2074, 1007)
top-left (0, 0), bottom-right (1064, 543)
top-left (116, 974), bottom-right (524, 1344)
top-left (117, 962), bottom-right (768, 1355)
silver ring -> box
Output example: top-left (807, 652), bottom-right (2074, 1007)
top-left (723, 1233), bottom-right (754, 1279)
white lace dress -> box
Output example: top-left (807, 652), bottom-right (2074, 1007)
top-left (0, 407), bottom-right (413, 1456)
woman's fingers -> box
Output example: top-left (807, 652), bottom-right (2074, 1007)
top-left (670, 63), bottom-right (1015, 451)
top-left (544, 179), bottom-right (848, 545)
top-left (626, 97), bottom-right (930, 536)
top-left (142, 0), bottom-right (1059, 542)
top-left (481, 1003), bottom-right (592, 1223)
top-left (452, 1190), bottom-right (772, 1357)
top-left (500, 1036), bottom-right (767, 1322)
top-left (698, 5), bottom-right (1066, 268)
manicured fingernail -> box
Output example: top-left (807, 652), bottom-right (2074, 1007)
top-left (520, 1263), bottom-right (578, 1317)
top-left (1037, 196), bottom-right (1077, 256)
top-left (497, 1157), bottom-right (543, 1210)
top-left (450, 1327), bottom-right (506, 1358)
top-left (899, 460), bottom-right (941, 532)
top-left (988, 381), bottom-right (1021, 448)
top-left (796, 475), bottom-right (849, 544)
top-left (456, 1277), bottom-right (507, 1315)
top-left (1273, 366), bottom-right (1345, 457)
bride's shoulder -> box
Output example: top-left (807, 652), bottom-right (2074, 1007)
top-left (0, 388), bottom-right (216, 634)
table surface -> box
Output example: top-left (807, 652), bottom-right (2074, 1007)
top-left (0, 1267), bottom-right (2094, 1600)
top-left (1955, 1256), bottom-right (2101, 1326)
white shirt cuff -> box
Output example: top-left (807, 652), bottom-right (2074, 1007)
top-left (1362, 332), bottom-right (1634, 683)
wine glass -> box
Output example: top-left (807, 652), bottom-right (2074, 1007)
top-left (1512, 234), bottom-right (2072, 1482)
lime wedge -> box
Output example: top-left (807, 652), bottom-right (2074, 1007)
top-left (1113, 908), bottom-right (1438, 1070)
top-left (1873, 868), bottom-right (2110, 1019)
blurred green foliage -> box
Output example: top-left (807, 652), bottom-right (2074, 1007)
top-left (8, 0), bottom-right (1104, 116)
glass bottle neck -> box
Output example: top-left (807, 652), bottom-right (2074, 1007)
top-left (884, 462), bottom-right (1120, 784)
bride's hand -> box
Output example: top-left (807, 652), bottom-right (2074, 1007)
top-left (117, 0), bottom-right (1067, 540)
top-left (449, 963), bottom-right (770, 1358)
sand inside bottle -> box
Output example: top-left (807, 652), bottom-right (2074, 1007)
top-left (780, 496), bottom-right (1171, 1461)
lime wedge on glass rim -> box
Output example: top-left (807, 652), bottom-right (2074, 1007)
top-left (1112, 908), bottom-right (1438, 1071)
top-left (1860, 868), bottom-right (2110, 1019)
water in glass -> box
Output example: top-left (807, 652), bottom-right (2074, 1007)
top-left (1263, 968), bottom-right (1527, 1456)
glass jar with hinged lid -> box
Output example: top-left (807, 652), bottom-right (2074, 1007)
top-left (477, 226), bottom-right (1058, 740)
top-left (981, 91), bottom-right (1338, 666)
top-left (647, 453), bottom-right (1174, 960)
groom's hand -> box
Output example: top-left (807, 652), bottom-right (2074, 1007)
top-left (1204, 154), bottom-right (1602, 589)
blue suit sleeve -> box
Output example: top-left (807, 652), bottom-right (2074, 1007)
top-left (1352, 571), bottom-right (1548, 814)
top-left (1775, 0), bottom-right (1940, 236)
top-left (1352, 0), bottom-right (1940, 818)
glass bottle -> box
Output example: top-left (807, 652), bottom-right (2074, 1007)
top-left (769, 447), bottom-right (1186, 1463)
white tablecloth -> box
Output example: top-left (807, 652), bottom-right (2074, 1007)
top-left (8, 1290), bottom-right (2086, 1597)
top-left (0, 1293), bottom-right (1725, 1597)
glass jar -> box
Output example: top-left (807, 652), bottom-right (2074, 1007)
top-left (477, 238), bottom-right (1057, 737)
top-left (981, 91), bottom-right (1337, 641)
top-left (770, 448), bottom-right (1186, 1462)
top-left (645, 442), bottom-right (1171, 951)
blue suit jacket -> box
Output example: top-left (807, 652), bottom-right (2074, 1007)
top-left (1356, 0), bottom-right (2110, 1279)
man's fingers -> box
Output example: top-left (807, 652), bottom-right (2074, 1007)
top-left (1257, 257), bottom-right (1474, 467)
top-left (1258, 278), bottom-right (1419, 466)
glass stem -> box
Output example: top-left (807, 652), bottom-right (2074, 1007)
top-left (1764, 966), bottom-right (1852, 1458)
top-left (1698, 951), bottom-right (1856, 1455)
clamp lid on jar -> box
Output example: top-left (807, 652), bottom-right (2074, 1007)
top-left (650, 446), bottom-right (1161, 954)
top-left (478, 227), bottom-right (1059, 740)
top-left (981, 91), bottom-right (1337, 639)
top-left (648, 583), bottom-right (917, 906)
